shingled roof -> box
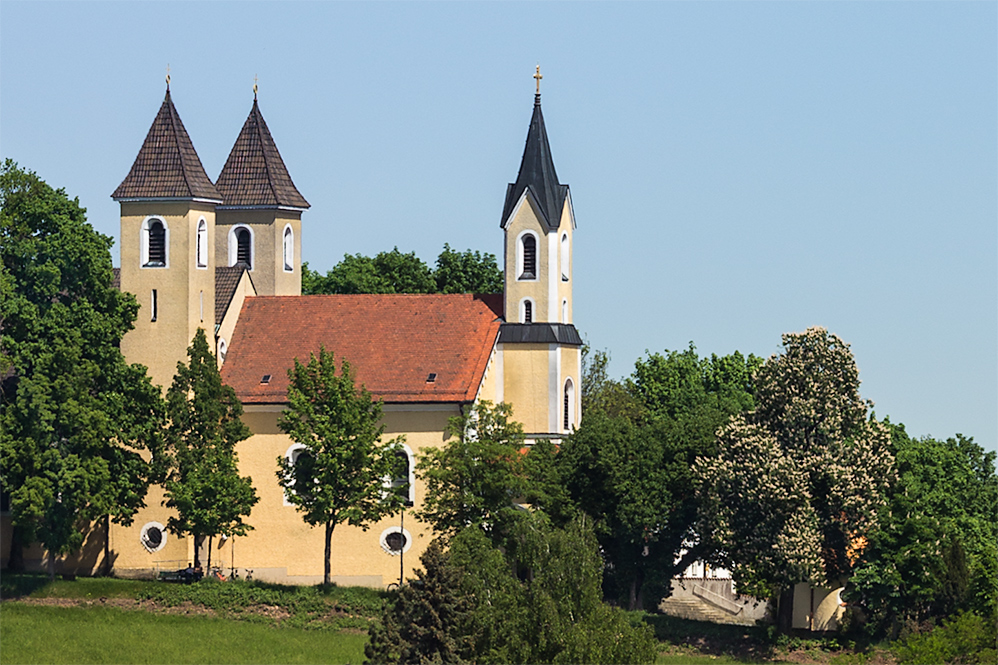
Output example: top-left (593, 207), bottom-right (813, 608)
top-left (501, 93), bottom-right (569, 229)
top-left (215, 99), bottom-right (309, 209)
top-left (112, 90), bottom-right (221, 201)
top-left (221, 294), bottom-right (503, 404)
top-left (215, 265), bottom-right (253, 322)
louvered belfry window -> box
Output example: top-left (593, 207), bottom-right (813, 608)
top-left (520, 235), bottom-right (536, 279)
top-left (564, 386), bottom-right (570, 430)
top-left (147, 221), bottom-right (166, 266)
top-left (236, 228), bottom-right (252, 268)
top-left (524, 300), bottom-right (533, 324)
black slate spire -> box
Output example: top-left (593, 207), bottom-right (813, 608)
top-left (501, 92), bottom-right (569, 229)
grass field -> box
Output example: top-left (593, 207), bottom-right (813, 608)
top-left (1, 603), bottom-right (368, 665)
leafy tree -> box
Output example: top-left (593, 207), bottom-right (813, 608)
top-left (277, 347), bottom-right (405, 586)
top-left (302, 244), bottom-right (503, 296)
top-left (415, 400), bottom-right (527, 545)
top-left (846, 424), bottom-right (998, 636)
top-left (163, 328), bottom-right (258, 568)
top-left (561, 345), bottom-right (759, 610)
top-left (364, 539), bottom-right (476, 664)
top-left (303, 249), bottom-right (434, 295)
top-left (0, 161), bottom-right (164, 576)
top-left (434, 243), bottom-right (503, 294)
top-left (695, 327), bottom-right (895, 630)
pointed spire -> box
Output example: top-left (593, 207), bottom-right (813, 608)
top-left (215, 97), bottom-right (309, 209)
top-left (112, 89), bottom-right (221, 201)
top-left (501, 74), bottom-right (568, 229)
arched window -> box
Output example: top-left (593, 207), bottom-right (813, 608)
top-left (283, 444), bottom-right (315, 505)
top-left (519, 233), bottom-right (537, 280)
top-left (560, 233), bottom-right (569, 281)
top-left (283, 225), bottom-right (294, 272)
top-left (217, 338), bottom-right (227, 363)
top-left (236, 228), bottom-right (252, 268)
top-left (520, 298), bottom-right (534, 324)
top-left (196, 219), bottom-right (208, 268)
top-left (563, 378), bottom-right (575, 432)
top-left (391, 447), bottom-right (414, 506)
top-left (145, 219), bottom-right (166, 267)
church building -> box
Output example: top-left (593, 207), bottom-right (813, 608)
top-left (99, 75), bottom-right (581, 584)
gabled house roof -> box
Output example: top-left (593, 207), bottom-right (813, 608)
top-left (215, 99), bottom-right (310, 209)
top-left (215, 265), bottom-right (254, 323)
top-left (501, 93), bottom-right (569, 229)
top-left (112, 90), bottom-right (222, 201)
top-left (221, 293), bottom-right (503, 404)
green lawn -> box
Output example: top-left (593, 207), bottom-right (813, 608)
top-left (0, 603), bottom-right (368, 665)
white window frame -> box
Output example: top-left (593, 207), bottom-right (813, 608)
top-left (228, 224), bottom-right (255, 269)
top-left (516, 230), bottom-right (539, 282)
top-left (196, 218), bottom-right (208, 269)
top-left (563, 377), bottom-right (575, 433)
top-left (560, 232), bottom-right (569, 281)
top-left (387, 444), bottom-right (415, 506)
top-left (379, 526), bottom-right (413, 556)
top-left (140, 521), bottom-right (168, 553)
top-left (283, 443), bottom-right (309, 506)
top-left (562, 299), bottom-right (568, 324)
top-left (519, 297), bottom-right (536, 324)
top-left (283, 224), bottom-right (294, 273)
top-left (217, 338), bottom-right (227, 363)
top-left (141, 216), bottom-right (169, 268)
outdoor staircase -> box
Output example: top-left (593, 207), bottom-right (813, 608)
top-left (658, 595), bottom-right (756, 626)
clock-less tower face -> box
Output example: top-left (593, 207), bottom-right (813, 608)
top-left (496, 84), bottom-right (582, 439)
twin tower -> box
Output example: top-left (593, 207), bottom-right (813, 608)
top-left (113, 79), bottom-right (580, 437)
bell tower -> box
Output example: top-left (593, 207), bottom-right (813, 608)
top-left (112, 82), bottom-right (221, 391)
top-left (498, 68), bottom-right (582, 440)
top-left (214, 88), bottom-right (309, 296)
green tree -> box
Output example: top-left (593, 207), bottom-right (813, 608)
top-left (365, 539), bottom-right (476, 664)
top-left (434, 243), bottom-right (503, 294)
top-left (0, 161), bottom-right (164, 576)
top-left (277, 347), bottom-right (405, 586)
top-left (846, 424), bottom-right (998, 636)
top-left (561, 345), bottom-right (759, 609)
top-left (163, 328), bottom-right (258, 569)
top-left (415, 400), bottom-right (527, 545)
top-left (695, 327), bottom-right (895, 631)
top-left (302, 244), bottom-right (503, 296)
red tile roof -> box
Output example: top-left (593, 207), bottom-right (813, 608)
top-left (112, 90), bottom-right (222, 201)
top-left (215, 100), bottom-right (309, 209)
top-left (221, 293), bottom-right (503, 404)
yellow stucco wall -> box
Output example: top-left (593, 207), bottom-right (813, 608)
top-left (119, 202), bottom-right (217, 392)
top-left (793, 582), bottom-right (846, 631)
top-left (215, 209), bottom-right (302, 296)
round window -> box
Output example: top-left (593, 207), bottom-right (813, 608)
top-left (140, 521), bottom-right (167, 553)
top-left (379, 527), bottom-right (412, 556)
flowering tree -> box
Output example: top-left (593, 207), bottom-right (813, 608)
top-left (695, 327), bottom-right (895, 630)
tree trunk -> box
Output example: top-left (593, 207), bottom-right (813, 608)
top-left (324, 521), bottom-right (334, 588)
top-left (102, 514), bottom-right (111, 577)
top-left (628, 566), bottom-right (646, 611)
top-left (47, 549), bottom-right (56, 581)
top-left (6, 524), bottom-right (26, 572)
top-left (193, 535), bottom-right (204, 568)
top-left (778, 586), bottom-right (795, 633)
top-left (207, 535), bottom-right (213, 571)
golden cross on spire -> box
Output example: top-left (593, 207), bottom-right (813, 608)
top-left (534, 65), bottom-right (543, 95)
top-left (253, 74), bottom-right (258, 100)
top-left (166, 64), bottom-right (171, 90)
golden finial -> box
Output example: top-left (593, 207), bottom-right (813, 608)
top-left (166, 64), bottom-right (171, 91)
top-left (253, 74), bottom-right (258, 100)
top-left (533, 65), bottom-right (543, 95)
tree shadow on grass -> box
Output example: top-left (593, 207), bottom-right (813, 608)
top-left (0, 573), bottom-right (53, 600)
top-left (643, 614), bottom-right (778, 662)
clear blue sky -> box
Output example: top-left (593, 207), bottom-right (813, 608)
top-left (2, 2), bottom-right (995, 451)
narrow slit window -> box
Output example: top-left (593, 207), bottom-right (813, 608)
top-left (523, 300), bottom-right (532, 324)
top-left (196, 219), bottom-right (208, 268)
top-left (283, 226), bottom-right (294, 272)
top-left (520, 234), bottom-right (536, 279)
top-left (199, 291), bottom-right (204, 322)
top-left (563, 378), bottom-right (575, 431)
top-left (560, 233), bottom-right (569, 281)
top-left (150, 289), bottom-right (158, 322)
top-left (147, 221), bottom-right (166, 266)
